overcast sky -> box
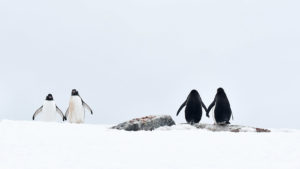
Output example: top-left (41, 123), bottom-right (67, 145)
top-left (0, 0), bottom-right (299, 129)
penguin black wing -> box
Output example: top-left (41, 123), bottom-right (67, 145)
top-left (56, 106), bottom-right (65, 121)
top-left (206, 98), bottom-right (216, 118)
top-left (223, 95), bottom-right (234, 120)
top-left (176, 100), bottom-right (187, 116)
top-left (65, 107), bottom-right (69, 120)
top-left (79, 96), bottom-right (93, 115)
top-left (201, 101), bottom-right (208, 113)
top-left (33, 106), bottom-right (43, 120)
top-left (82, 101), bottom-right (93, 115)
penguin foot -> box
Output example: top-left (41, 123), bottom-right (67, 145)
top-left (217, 121), bottom-right (230, 125)
top-left (189, 121), bottom-right (195, 125)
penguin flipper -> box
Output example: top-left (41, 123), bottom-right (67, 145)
top-left (201, 101), bottom-right (208, 113)
top-left (33, 106), bottom-right (43, 120)
top-left (78, 95), bottom-right (93, 115)
top-left (65, 107), bottom-right (69, 120)
top-left (82, 101), bottom-right (93, 115)
top-left (56, 106), bottom-right (65, 121)
top-left (207, 98), bottom-right (216, 117)
top-left (176, 100), bottom-right (187, 116)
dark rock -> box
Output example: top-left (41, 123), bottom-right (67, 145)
top-left (112, 115), bottom-right (176, 131)
top-left (255, 128), bottom-right (271, 133)
top-left (193, 123), bottom-right (271, 133)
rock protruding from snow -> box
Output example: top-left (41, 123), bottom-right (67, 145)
top-left (193, 123), bottom-right (271, 133)
top-left (112, 115), bottom-right (176, 131)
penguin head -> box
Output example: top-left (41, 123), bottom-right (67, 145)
top-left (46, 94), bottom-right (53, 101)
top-left (71, 89), bottom-right (79, 96)
top-left (217, 88), bottom-right (225, 93)
top-left (190, 89), bottom-right (199, 95)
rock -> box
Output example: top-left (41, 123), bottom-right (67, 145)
top-left (193, 123), bottom-right (271, 133)
top-left (112, 115), bottom-right (176, 131)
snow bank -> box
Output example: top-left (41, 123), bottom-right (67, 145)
top-left (0, 120), bottom-right (299, 169)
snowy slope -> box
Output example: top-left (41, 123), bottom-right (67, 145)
top-left (0, 120), bottom-right (299, 169)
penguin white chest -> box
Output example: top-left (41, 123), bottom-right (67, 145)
top-left (40, 101), bottom-right (57, 121)
top-left (68, 96), bottom-right (85, 123)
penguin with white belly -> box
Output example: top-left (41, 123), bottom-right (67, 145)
top-left (65, 89), bottom-right (93, 123)
top-left (33, 94), bottom-right (65, 121)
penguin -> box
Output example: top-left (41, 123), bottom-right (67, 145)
top-left (65, 89), bottom-right (93, 123)
top-left (176, 89), bottom-right (208, 124)
top-left (33, 94), bottom-right (65, 121)
top-left (206, 88), bottom-right (233, 124)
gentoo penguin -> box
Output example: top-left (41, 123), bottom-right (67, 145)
top-left (206, 88), bottom-right (233, 124)
top-left (176, 89), bottom-right (208, 124)
top-left (65, 89), bottom-right (93, 123)
top-left (32, 94), bottom-right (65, 121)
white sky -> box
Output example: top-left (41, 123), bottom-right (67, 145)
top-left (0, 0), bottom-right (299, 128)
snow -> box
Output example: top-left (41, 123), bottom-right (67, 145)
top-left (0, 120), bottom-right (299, 169)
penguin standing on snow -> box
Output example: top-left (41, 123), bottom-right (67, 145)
top-left (65, 89), bottom-right (93, 123)
top-left (33, 94), bottom-right (65, 121)
top-left (206, 88), bottom-right (233, 124)
top-left (176, 89), bottom-right (208, 124)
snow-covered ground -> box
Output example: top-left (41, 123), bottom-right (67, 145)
top-left (0, 120), bottom-right (299, 169)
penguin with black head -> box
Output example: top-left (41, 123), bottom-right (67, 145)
top-left (65, 89), bottom-right (93, 123)
top-left (206, 88), bottom-right (233, 124)
top-left (176, 89), bottom-right (208, 124)
top-left (33, 94), bottom-right (65, 121)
